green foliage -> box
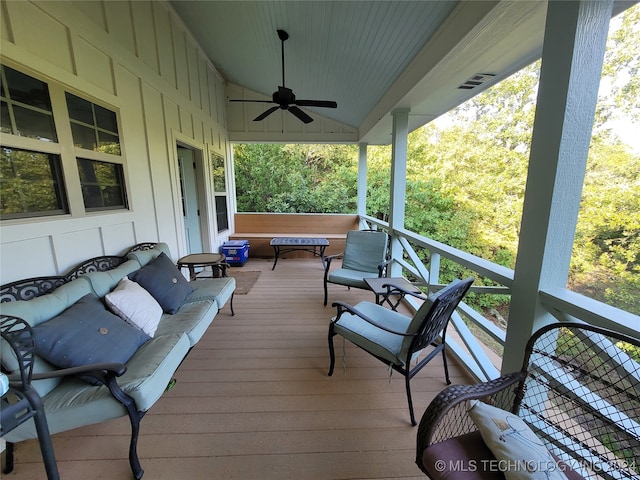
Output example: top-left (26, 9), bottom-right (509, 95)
top-left (571, 139), bottom-right (640, 314)
top-left (232, 5), bottom-right (639, 315)
top-left (1, 147), bottom-right (63, 216)
top-left (234, 143), bottom-right (358, 213)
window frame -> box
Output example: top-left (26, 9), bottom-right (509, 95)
top-left (76, 157), bottom-right (128, 212)
top-left (0, 62), bottom-right (129, 221)
top-left (210, 151), bottom-right (230, 233)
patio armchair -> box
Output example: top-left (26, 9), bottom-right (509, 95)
top-left (1, 316), bottom-right (59, 480)
top-left (328, 277), bottom-right (474, 425)
top-left (323, 229), bottom-right (390, 306)
top-left (416, 321), bottom-right (640, 479)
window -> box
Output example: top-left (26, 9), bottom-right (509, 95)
top-left (211, 152), bottom-right (229, 232)
top-left (0, 65), bottom-right (57, 142)
top-left (1, 63), bottom-right (128, 219)
top-left (0, 147), bottom-right (68, 218)
top-left (66, 92), bottom-right (121, 155)
top-left (77, 158), bottom-right (127, 210)
top-left (216, 195), bottom-right (229, 231)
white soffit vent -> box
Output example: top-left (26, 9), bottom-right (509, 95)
top-left (458, 73), bottom-right (496, 90)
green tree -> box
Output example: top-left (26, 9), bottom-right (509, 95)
top-left (234, 143), bottom-right (358, 213)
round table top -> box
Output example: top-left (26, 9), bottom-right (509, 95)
top-left (177, 253), bottom-right (226, 265)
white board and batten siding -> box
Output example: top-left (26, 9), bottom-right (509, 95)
top-left (0, 0), bottom-right (230, 284)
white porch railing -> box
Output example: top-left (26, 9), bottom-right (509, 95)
top-left (359, 214), bottom-right (640, 382)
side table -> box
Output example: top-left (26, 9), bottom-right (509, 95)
top-left (177, 253), bottom-right (228, 280)
top-left (364, 277), bottom-right (422, 311)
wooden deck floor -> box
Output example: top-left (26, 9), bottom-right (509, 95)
top-left (8, 257), bottom-right (474, 480)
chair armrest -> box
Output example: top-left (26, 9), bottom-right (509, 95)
top-left (377, 258), bottom-right (391, 277)
top-left (331, 301), bottom-right (414, 337)
top-left (416, 371), bottom-right (524, 453)
top-left (29, 362), bottom-right (127, 380)
top-left (325, 253), bottom-right (343, 268)
top-left (324, 253), bottom-right (344, 279)
top-left (381, 282), bottom-right (427, 301)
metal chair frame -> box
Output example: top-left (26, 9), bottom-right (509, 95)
top-left (329, 277), bottom-right (474, 425)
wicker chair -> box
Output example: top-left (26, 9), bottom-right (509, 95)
top-left (416, 322), bottom-right (640, 479)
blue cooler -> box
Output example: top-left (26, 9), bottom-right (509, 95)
top-left (222, 240), bottom-right (250, 266)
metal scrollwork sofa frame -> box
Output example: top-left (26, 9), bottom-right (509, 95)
top-left (0, 242), bottom-right (235, 479)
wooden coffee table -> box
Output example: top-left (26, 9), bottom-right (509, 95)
top-left (177, 253), bottom-right (228, 280)
top-left (364, 277), bottom-right (422, 311)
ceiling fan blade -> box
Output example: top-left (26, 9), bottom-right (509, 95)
top-left (253, 106), bottom-right (280, 122)
top-left (230, 99), bottom-right (275, 104)
top-left (294, 99), bottom-right (338, 108)
top-left (288, 106), bottom-right (314, 124)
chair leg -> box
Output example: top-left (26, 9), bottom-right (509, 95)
top-left (405, 374), bottom-right (417, 426)
top-left (24, 388), bottom-right (59, 480)
top-left (2, 442), bottom-right (15, 474)
top-left (230, 292), bottom-right (235, 316)
top-left (441, 344), bottom-right (451, 385)
top-left (328, 325), bottom-right (336, 376)
top-left (323, 279), bottom-right (329, 306)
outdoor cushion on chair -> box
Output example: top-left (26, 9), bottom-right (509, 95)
top-left (328, 277), bottom-right (474, 425)
top-left (323, 229), bottom-right (389, 305)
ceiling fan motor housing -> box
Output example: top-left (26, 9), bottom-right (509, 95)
top-left (274, 86), bottom-right (295, 108)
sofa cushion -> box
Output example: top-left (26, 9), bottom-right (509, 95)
top-left (0, 277), bottom-right (94, 329)
top-left (32, 293), bottom-right (150, 369)
top-left (126, 242), bottom-right (172, 267)
top-left (154, 299), bottom-right (217, 346)
top-left (129, 252), bottom-right (194, 314)
top-left (185, 277), bottom-right (236, 310)
top-left (468, 401), bottom-right (569, 480)
top-left (3, 333), bottom-right (190, 443)
top-left (117, 332), bottom-right (191, 411)
top-left (105, 277), bottom-right (163, 337)
top-left (422, 431), bottom-right (504, 480)
top-left (83, 259), bottom-right (142, 297)
top-left (0, 278), bottom-right (94, 397)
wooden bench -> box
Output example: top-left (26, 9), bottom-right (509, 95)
top-left (230, 213), bottom-right (360, 259)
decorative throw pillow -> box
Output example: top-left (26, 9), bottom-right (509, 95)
top-left (468, 400), bottom-right (569, 480)
top-left (129, 252), bottom-right (193, 314)
top-left (32, 293), bottom-right (150, 369)
top-left (105, 277), bottom-right (163, 337)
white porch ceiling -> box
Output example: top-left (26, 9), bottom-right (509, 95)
top-left (169, 0), bottom-right (634, 145)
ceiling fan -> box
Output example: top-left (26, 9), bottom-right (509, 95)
top-left (230, 29), bottom-right (337, 124)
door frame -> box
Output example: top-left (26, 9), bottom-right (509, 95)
top-left (170, 133), bottom-right (212, 256)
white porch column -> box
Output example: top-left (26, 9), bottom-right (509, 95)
top-left (357, 142), bottom-right (368, 219)
top-left (389, 108), bottom-right (410, 277)
top-left (504, 0), bottom-right (613, 373)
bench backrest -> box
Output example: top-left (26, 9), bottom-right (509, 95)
top-left (234, 213), bottom-right (359, 234)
